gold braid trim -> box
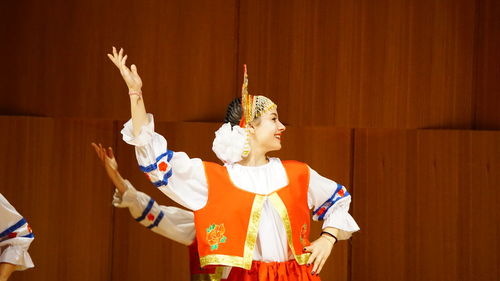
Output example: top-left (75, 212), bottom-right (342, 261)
top-left (191, 266), bottom-right (224, 281)
top-left (200, 195), bottom-right (266, 270)
top-left (268, 193), bottom-right (311, 265)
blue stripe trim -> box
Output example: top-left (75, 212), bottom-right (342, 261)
top-left (313, 184), bottom-right (351, 220)
top-left (147, 211), bottom-right (164, 229)
top-left (0, 218), bottom-right (27, 237)
top-left (152, 169), bottom-right (173, 187)
top-left (166, 150), bottom-right (174, 161)
top-left (135, 199), bottom-right (155, 222)
top-left (138, 150), bottom-right (174, 173)
top-left (313, 184), bottom-right (343, 214)
top-left (318, 191), bottom-right (350, 220)
top-left (21, 233), bottom-right (34, 238)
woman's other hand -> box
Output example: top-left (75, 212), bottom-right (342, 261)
top-left (303, 235), bottom-right (335, 275)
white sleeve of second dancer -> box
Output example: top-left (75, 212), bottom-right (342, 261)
top-left (121, 113), bottom-right (208, 211)
top-left (0, 194), bottom-right (35, 271)
top-left (113, 180), bottom-right (195, 246)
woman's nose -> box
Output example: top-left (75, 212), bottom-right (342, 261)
top-left (279, 121), bottom-right (286, 131)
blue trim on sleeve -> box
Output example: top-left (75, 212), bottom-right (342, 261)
top-left (147, 211), bottom-right (164, 229)
top-left (139, 150), bottom-right (174, 173)
top-left (21, 233), bottom-right (35, 238)
top-left (166, 150), bottom-right (174, 161)
top-left (135, 199), bottom-right (155, 222)
top-left (0, 218), bottom-right (27, 238)
top-left (313, 183), bottom-right (351, 220)
top-left (152, 169), bottom-right (173, 187)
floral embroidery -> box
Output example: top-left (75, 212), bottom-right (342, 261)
top-left (27, 224), bottom-right (32, 233)
top-left (299, 224), bottom-right (309, 247)
top-left (158, 162), bottom-right (168, 172)
top-left (206, 223), bottom-right (227, 251)
top-left (8, 232), bottom-right (17, 238)
top-left (144, 173), bottom-right (151, 181)
top-left (147, 213), bottom-right (155, 221)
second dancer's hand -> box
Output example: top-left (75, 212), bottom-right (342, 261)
top-left (91, 142), bottom-right (128, 194)
top-left (107, 46), bottom-right (143, 93)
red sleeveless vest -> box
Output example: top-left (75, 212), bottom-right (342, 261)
top-left (194, 160), bottom-right (311, 270)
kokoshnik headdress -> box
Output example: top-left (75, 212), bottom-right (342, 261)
top-left (212, 65), bottom-right (277, 164)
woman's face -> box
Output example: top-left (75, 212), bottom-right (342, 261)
top-left (249, 108), bottom-right (286, 153)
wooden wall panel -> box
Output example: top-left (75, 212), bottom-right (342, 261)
top-left (473, 0), bottom-right (500, 129)
top-left (0, 0), bottom-right (237, 122)
top-left (238, 0), bottom-right (476, 129)
top-left (0, 117), bottom-right (115, 281)
top-left (112, 122), bottom-right (354, 281)
top-left (275, 126), bottom-right (353, 281)
top-left (352, 129), bottom-right (499, 281)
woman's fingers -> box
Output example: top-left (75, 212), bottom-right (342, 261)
top-left (316, 256), bottom-right (327, 274)
top-left (91, 143), bottom-right (105, 162)
top-left (121, 54), bottom-right (128, 66)
top-left (107, 147), bottom-right (114, 159)
top-left (118, 48), bottom-right (123, 62)
top-left (311, 254), bottom-right (323, 274)
top-left (131, 64), bottom-right (138, 75)
top-left (307, 247), bottom-right (318, 266)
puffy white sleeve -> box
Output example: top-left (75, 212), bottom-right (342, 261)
top-left (307, 167), bottom-right (360, 240)
top-left (112, 180), bottom-right (195, 246)
top-left (121, 114), bottom-right (208, 211)
top-left (0, 194), bottom-right (34, 271)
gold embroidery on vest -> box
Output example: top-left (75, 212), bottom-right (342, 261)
top-left (268, 193), bottom-right (311, 265)
top-left (206, 223), bottom-right (227, 251)
top-left (300, 223), bottom-right (308, 247)
top-left (191, 266), bottom-right (224, 281)
top-left (200, 194), bottom-right (266, 269)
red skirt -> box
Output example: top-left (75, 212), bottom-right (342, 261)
top-left (225, 260), bottom-right (321, 281)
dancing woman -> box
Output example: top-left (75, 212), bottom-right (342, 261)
top-left (92, 143), bottom-right (226, 280)
top-left (108, 47), bottom-right (359, 281)
top-left (0, 194), bottom-right (34, 281)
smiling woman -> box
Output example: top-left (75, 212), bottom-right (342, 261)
top-left (108, 47), bottom-right (360, 281)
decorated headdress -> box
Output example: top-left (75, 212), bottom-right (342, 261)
top-left (239, 65), bottom-right (277, 128)
top-left (212, 65), bottom-right (277, 164)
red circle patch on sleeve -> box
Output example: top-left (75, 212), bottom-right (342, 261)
top-left (158, 162), bottom-right (168, 172)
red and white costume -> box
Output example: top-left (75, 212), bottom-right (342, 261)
top-left (0, 194), bottom-right (34, 271)
top-left (122, 114), bottom-right (360, 280)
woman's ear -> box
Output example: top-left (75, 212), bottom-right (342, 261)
top-left (246, 123), bottom-right (256, 135)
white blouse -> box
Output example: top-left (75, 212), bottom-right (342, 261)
top-left (112, 180), bottom-right (195, 246)
top-left (122, 114), bottom-right (360, 262)
top-left (0, 194), bottom-right (34, 271)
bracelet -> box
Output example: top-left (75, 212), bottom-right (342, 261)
top-left (320, 231), bottom-right (338, 244)
top-left (129, 90), bottom-right (143, 98)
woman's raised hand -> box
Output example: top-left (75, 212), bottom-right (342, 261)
top-left (107, 47), bottom-right (143, 93)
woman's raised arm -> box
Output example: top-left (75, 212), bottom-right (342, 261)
top-left (107, 47), bottom-right (148, 137)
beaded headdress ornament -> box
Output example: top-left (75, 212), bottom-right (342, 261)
top-left (239, 65), bottom-right (277, 127)
top-left (212, 65), bottom-right (277, 164)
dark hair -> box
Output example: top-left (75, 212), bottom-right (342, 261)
top-left (224, 97), bottom-right (242, 126)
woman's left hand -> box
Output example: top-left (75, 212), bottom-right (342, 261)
top-left (304, 236), bottom-right (335, 275)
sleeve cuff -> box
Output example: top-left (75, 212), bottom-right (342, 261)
top-left (121, 113), bottom-right (155, 146)
top-left (112, 180), bottom-right (137, 208)
top-left (0, 245), bottom-right (34, 271)
top-left (322, 210), bottom-right (360, 240)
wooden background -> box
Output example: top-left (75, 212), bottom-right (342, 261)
top-left (0, 0), bottom-right (498, 280)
